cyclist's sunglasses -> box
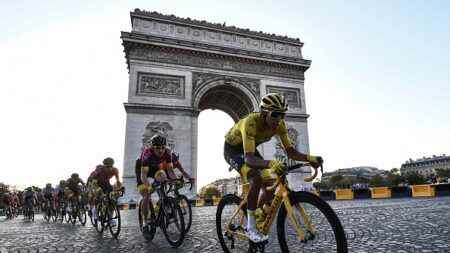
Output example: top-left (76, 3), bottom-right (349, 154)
top-left (154, 146), bottom-right (166, 151)
top-left (263, 109), bottom-right (286, 119)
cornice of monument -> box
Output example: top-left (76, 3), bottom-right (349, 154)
top-left (131, 9), bottom-right (302, 45)
top-left (285, 113), bottom-right (309, 122)
top-left (121, 31), bottom-right (311, 67)
top-left (124, 103), bottom-right (201, 116)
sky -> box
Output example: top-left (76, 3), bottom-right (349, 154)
top-left (1, 0), bottom-right (449, 191)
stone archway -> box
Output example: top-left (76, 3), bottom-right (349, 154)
top-left (120, 9), bottom-right (312, 201)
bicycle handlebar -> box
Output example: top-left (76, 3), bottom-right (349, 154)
top-left (265, 162), bottom-right (323, 191)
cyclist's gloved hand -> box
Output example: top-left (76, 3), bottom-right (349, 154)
top-left (269, 160), bottom-right (287, 176)
top-left (306, 155), bottom-right (323, 168)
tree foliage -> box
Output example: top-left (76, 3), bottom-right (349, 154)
top-left (385, 168), bottom-right (405, 187)
top-left (201, 186), bottom-right (221, 199)
top-left (370, 174), bottom-right (385, 187)
top-left (436, 168), bottom-right (450, 178)
top-left (405, 172), bottom-right (426, 185)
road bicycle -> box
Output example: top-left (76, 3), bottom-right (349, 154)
top-left (93, 187), bottom-right (124, 238)
top-left (66, 195), bottom-right (87, 226)
top-left (43, 198), bottom-right (57, 222)
top-left (172, 176), bottom-right (194, 233)
top-left (216, 163), bottom-right (348, 252)
top-left (23, 199), bottom-right (35, 222)
top-left (138, 179), bottom-right (185, 247)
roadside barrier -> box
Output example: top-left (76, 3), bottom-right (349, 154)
top-left (369, 187), bottom-right (391, 199)
top-left (116, 184), bottom-right (450, 209)
top-left (410, 184), bottom-right (435, 197)
top-left (213, 198), bottom-right (221, 206)
top-left (391, 186), bottom-right (412, 198)
top-left (319, 190), bottom-right (335, 201)
top-left (435, 184), bottom-right (450, 196)
top-left (196, 199), bottom-right (205, 207)
top-left (353, 188), bottom-right (371, 199)
top-left (333, 189), bottom-right (354, 200)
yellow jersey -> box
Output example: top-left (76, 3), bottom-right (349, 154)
top-left (225, 112), bottom-right (293, 154)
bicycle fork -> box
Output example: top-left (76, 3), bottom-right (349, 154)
top-left (283, 192), bottom-right (316, 242)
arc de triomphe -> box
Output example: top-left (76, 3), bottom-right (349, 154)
top-left (121, 9), bottom-right (313, 201)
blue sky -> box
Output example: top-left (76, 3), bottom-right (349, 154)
top-left (1, 0), bottom-right (449, 190)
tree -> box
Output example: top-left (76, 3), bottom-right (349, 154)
top-left (328, 174), bottom-right (344, 189)
top-left (385, 168), bottom-right (405, 187)
top-left (313, 180), bottom-right (330, 191)
top-left (0, 182), bottom-right (11, 195)
top-left (405, 172), bottom-right (426, 185)
top-left (356, 175), bottom-right (370, 184)
top-left (201, 186), bottom-right (221, 199)
top-left (370, 174), bottom-right (385, 187)
top-left (436, 168), bottom-right (450, 178)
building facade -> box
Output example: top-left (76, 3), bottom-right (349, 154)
top-left (322, 166), bottom-right (387, 182)
top-left (400, 154), bottom-right (450, 178)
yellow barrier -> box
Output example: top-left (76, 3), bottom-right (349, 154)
top-left (213, 198), bottom-right (221, 206)
top-left (122, 203), bottom-right (130, 210)
top-left (369, 187), bottom-right (392, 199)
top-left (333, 189), bottom-right (354, 200)
top-left (410, 184), bottom-right (435, 197)
top-left (196, 199), bottom-right (205, 207)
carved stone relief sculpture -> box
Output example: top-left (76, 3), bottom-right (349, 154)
top-left (142, 121), bottom-right (175, 149)
top-left (138, 72), bottom-right (184, 98)
top-left (274, 127), bottom-right (299, 166)
top-left (266, 86), bottom-right (301, 107)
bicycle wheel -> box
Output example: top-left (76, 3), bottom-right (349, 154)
top-left (177, 195), bottom-right (192, 233)
top-left (216, 194), bottom-right (248, 253)
top-left (78, 204), bottom-right (87, 226)
top-left (44, 207), bottom-right (50, 222)
top-left (51, 207), bottom-right (57, 222)
top-left (277, 191), bottom-right (348, 253)
top-left (138, 199), bottom-right (157, 241)
top-left (71, 205), bottom-right (77, 225)
top-left (107, 199), bottom-right (121, 238)
top-left (161, 196), bottom-right (185, 248)
top-left (94, 203), bottom-right (105, 234)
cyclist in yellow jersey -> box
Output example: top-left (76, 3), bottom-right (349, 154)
top-left (224, 93), bottom-right (323, 243)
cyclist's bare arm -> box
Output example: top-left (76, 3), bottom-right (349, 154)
top-left (244, 152), bottom-right (271, 170)
top-left (285, 147), bottom-right (323, 168)
top-left (177, 167), bottom-right (193, 180)
top-left (285, 147), bottom-right (309, 162)
top-left (113, 167), bottom-right (122, 186)
top-left (141, 167), bottom-right (150, 185)
top-left (166, 163), bottom-right (177, 180)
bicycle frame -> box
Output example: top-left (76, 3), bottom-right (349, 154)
top-left (226, 163), bottom-right (318, 242)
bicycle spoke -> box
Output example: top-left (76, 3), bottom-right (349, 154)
top-left (216, 194), bottom-right (249, 252)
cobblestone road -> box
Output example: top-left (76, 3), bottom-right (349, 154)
top-left (1, 197), bottom-right (449, 252)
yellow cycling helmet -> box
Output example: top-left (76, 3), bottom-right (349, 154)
top-left (260, 93), bottom-right (288, 112)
